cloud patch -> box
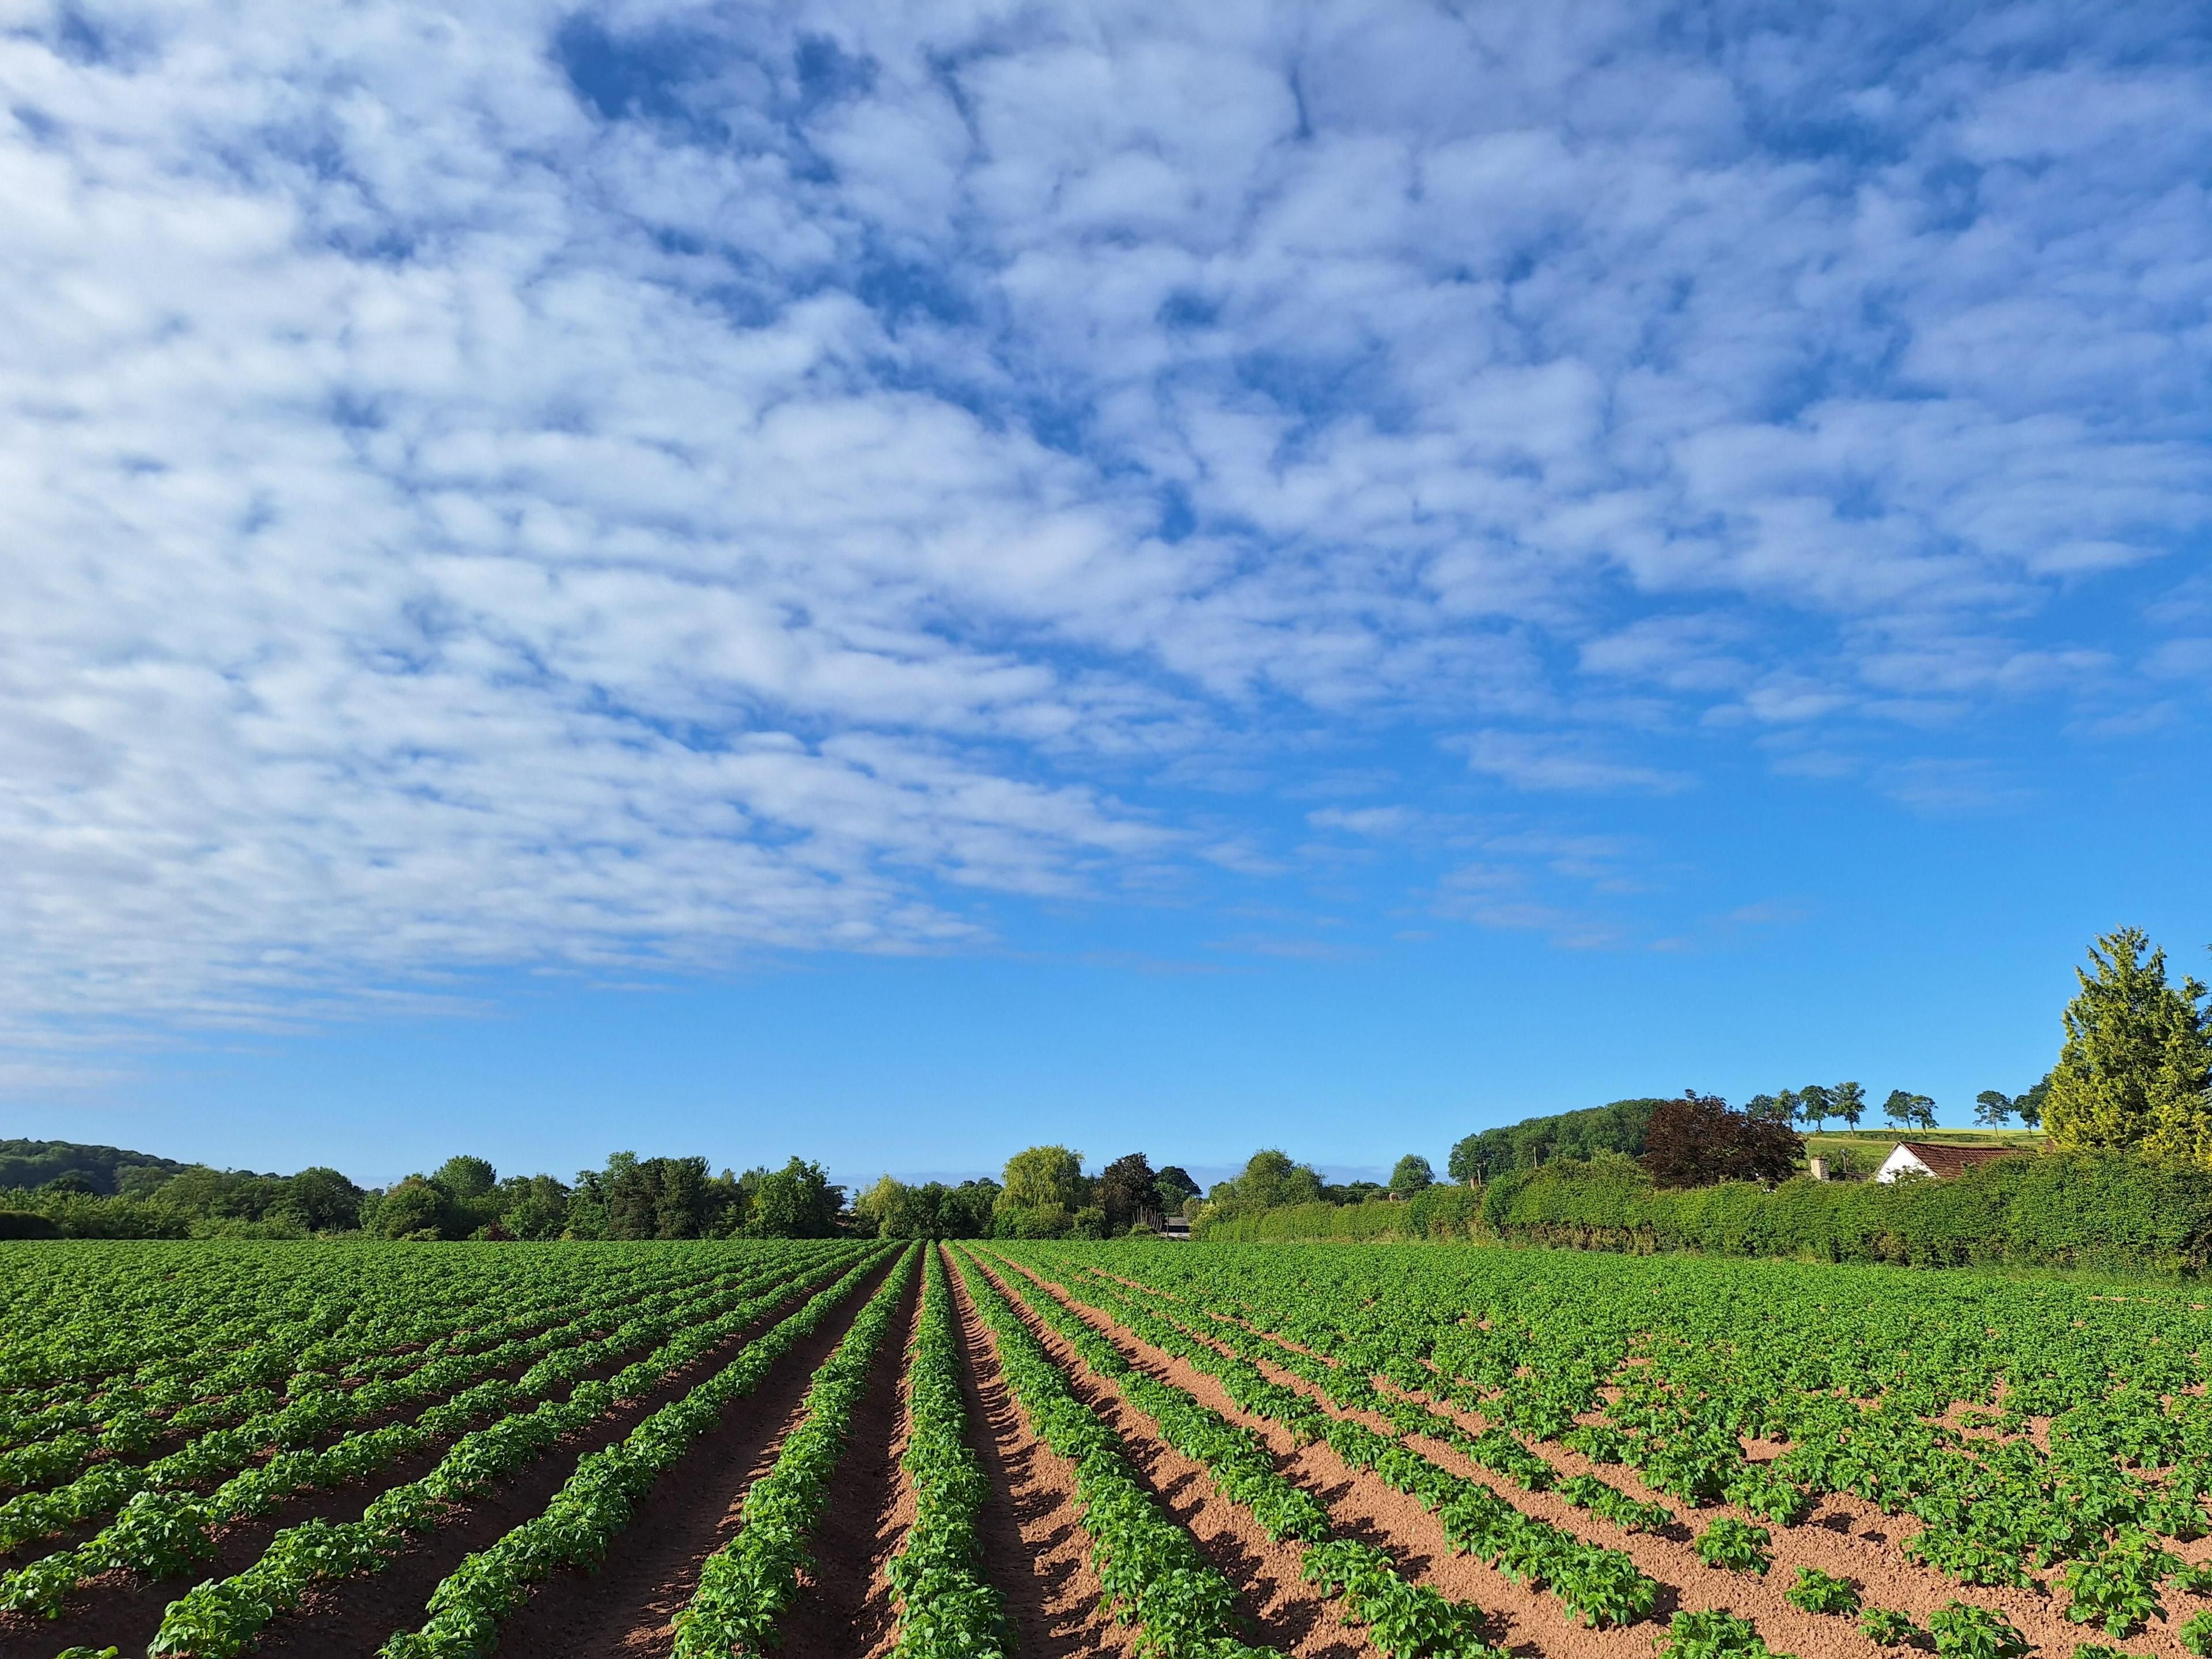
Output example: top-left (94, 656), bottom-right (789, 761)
top-left (1, 0), bottom-right (2206, 1037)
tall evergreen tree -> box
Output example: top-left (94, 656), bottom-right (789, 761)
top-left (2044, 928), bottom-right (2212, 1165)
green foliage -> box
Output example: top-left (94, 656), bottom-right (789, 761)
top-left (853, 1175), bottom-right (1001, 1239)
top-left (2044, 928), bottom-right (2212, 1166)
top-left (1695, 1517), bottom-right (1773, 1574)
top-left (2181, 1610), bottom-right (2212, 1657)
top-left (999, 1145), bottom-right (1087, 1211)
top-left (740, 1156), bottom-right (843, 1238)
top-left (1095, 1153), bottom-right (1161, 1232)
top-left (1448, 1099), bottom-right (1667, 1183)
top-left (670, 1251), bottom-right (919, 1659)
top-left (886, 1249), bottom-right (1010, 1659)
top-left (2061, 1530), bottom-right (2180, 1635)
top-left (1926, 1602), bottom-right (2031, 1659)
top-left (1884, 1091), bottom-right (1940, 1131)
top-left (1860, 1608), bottom-right (1927, 1647)
top-left (1390, 1155), bottom-right (1436, 1197)
top-left (1784, 1566), bottom-right (1861, 1615)
top-left (0, 1139), bottom-right (193, 1195)
top-left (1198, 1187), bottom-right (1484, 1244)
top-left (1654, 1608), bottom-right (1791, 1659)
top-left (1491, 1147), bottom-right (2212, 1273)
top-left (1207, 1148), bottom-right (1325, 1214)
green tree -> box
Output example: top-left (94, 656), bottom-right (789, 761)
top-left (499, 1175), bottom-right (570, 1240)
top-left (746, 1157), bottom-right (843, 1238)
top-left (370, 1177), bottom-right (453, 1240)
top-left (1883, 1090), bottom-right (1937, 1131)
top-left (1974, 1090), bottom-right (2016, 1128)
top-left (1832, 1081), bottom-right (1866, 1130)
top-left (1216, 1148), bottom-right (1323, 1210)
top-left (851, 1175), bottom-right (902, 1237)
top-left (1153, 1165), bottom-right (1200, 1213)
top-left (274, 1166), bottom-right (365, 1232)
top-left (1796, 1084), bottom-right (1834, 1132)
top-left (432, 1156), bottom-right (497, 1202)
top-left (1095, 1153), bottom-right (1160, 1232)
top-left (998, 1146), bottom-right (1087, 1213)
top-left (2044, 928), bottom-right (2212, 1166)
top-left (1389, 1154), bottom-right (1435, 1197)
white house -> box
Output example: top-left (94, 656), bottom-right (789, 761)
top-left (1874, 1141), bottom-right (2023, 1184)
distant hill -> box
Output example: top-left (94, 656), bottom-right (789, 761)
top-left (0, 1139), bottom-right (198, 1196)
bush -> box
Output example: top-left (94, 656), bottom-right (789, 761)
top-left (0, 1211), bottom-right (62, 1239)
top-left (1491, 1149), bottom-right (2212, 1275)
top-left (1197, 1187), bottom-right (1482, 1243)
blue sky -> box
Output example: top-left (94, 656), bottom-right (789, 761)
top-left (1, 1), bottom-right (2208, 1188)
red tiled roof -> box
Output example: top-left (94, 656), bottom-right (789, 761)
top-left (1894, 1141), bottom-right (2025, 1179)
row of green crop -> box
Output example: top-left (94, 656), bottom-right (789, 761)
top-left (948, 1245), bottom-right (1281, 1658)
top-left (1072, 1241), bottom-right (2212, 1648)
top-left (0, 1240), bottom-right (722, 1397)
top-left (669, 1245), bottom-right (921, 1656)
top-left (1, 1251), bottom-right (846, 1619)
top-left (1069, 1253), bottom-right (2061, 1659)
top-left (882, 1246), bottom-right (1011, 1659)
top-left (973, 1248), bottom-right (1503, 1659)
top-left (1005, 1250), bottom-right (1664, 1634)
top-left (0, 1249), bottom-right (732, 1505)
top-left (1077, 1260), bottom-right (1681, 1536)
top-left (138, 1245), bottom-right (881, 1657)
top-left (373, 1244), bottom-right (913, 1658)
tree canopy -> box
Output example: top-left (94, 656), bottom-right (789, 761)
top-left (1639, 1091), bottom-right (1802, 1189)
top-left (1389, 1153), bottom-right (1435, 1196)
top-left (1447, 1099), bottom-right (1668, 1183)
top-left (2044, 927), bottom-right (2212, 1166)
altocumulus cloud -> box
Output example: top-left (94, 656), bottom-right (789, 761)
top-left (1, 0), bottom-right (2207, 1037)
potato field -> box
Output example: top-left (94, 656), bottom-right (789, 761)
top-left (1, 1238), bottom-right (2209, 1659)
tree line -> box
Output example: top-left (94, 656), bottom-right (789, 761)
top-left (1205, 924), bottom-right (2211, 1232)
top-left (0, 1149), bottom-right (850, 1241)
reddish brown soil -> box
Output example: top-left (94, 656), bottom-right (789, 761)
top-left (945, 1252), bottom-right (1141, 1659)
top-left (476, 1253), bottom-right (911, 1659)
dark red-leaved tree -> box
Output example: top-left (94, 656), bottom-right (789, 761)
top-left (1639, 1090), bottom-right (1804, 1188)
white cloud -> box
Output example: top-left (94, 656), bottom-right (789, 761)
top-left (1, 0), bottom-right (2206, 1036)
top-left (1457, 732), bottom-right (1692, 795)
